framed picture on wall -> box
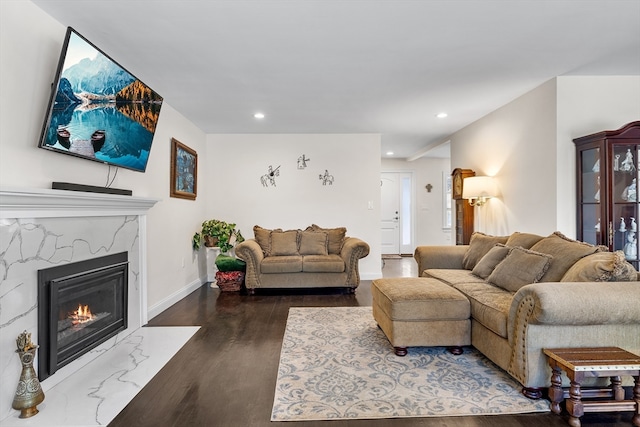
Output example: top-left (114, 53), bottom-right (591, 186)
top-left (170, 138), bottom-right (197, 200)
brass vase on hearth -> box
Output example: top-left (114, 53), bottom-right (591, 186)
top-left (12, 332), bottom-right (45, 418)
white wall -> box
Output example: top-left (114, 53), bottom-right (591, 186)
top-left (381, 157), bottom-right (452, 247)
top-left (450, 79), bottom-right (558, 236)
top-left (0, 2), bottom-right (384, 315)
top-left (207, 134), bottom-right (382, 279)
top-left (9, 1), bottom-right (635, 313)
top-left (0, 0), bottom-right (208, 315)
top-left (555, 76), bottom-right (640, 234)
top-left (450, 76), bottom-right (640, 238)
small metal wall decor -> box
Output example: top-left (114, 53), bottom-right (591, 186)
top-left (425, 183), bottom-right (433, 192)
top-left (261, 165), bottom-right (281, 187)
top-left (297, 154), bottom-right (310, 169)
top-left (319, 169), bottom-right (334, 185)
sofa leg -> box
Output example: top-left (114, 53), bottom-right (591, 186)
top-left (522, 387), bottom-right (543, 399)
top-left (247, 288), bottom-right (256, 296)
top-left (447, 346), bottom-right (463, 355)
top-left (394, 347), bottom-right (408, 357)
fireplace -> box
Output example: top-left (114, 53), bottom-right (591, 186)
top-left (37, 252), bottom-right (128, 381)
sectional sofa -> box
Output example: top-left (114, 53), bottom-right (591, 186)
top-left (413, 231), bottom-right (640, 397)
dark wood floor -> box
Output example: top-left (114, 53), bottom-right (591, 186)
top-left (109, 258), bottom-right (633, 427)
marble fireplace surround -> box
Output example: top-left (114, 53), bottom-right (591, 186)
top-left (0, 187), bottom-right (198, 424)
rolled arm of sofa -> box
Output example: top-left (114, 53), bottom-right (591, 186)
top-left (507, 281), bottom-right (640, 387)
top-left (510, 281), bottom-right (640, 330)
top-left (413, 245), bottom-right (468, 276)
top-left (340, 237), bottom-right (370, 286)
top-left (234, 239), bottom-right (264, 288)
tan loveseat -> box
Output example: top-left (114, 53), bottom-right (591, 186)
top-left (235, 225), bottom-right (369, 294)
top-left (414, 231), bottom-right (640, 397)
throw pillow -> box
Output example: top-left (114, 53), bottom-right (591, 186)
top-left (253, 225), bottom-right (282, 255)
top-left (530, 231), bottom-right (599, 282)
top-left (487, 246), bottom-right (553, 292)
top-left (471, 243), bottom-right (510, 279)
top-left (505, 232), bottom-right (544, 249)
top-left (299, 231), bottom-right (329, 255)
top-left (561, 250), bottom-right (638, 282)
top-left (310, 224), bottom-right (347, 254)
top-left (269, 230), bottom-right (299, 256)
top-left (462, 232), bottom-right (509, 270)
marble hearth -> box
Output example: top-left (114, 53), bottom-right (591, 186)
top-left (0, 188), bottom-right (198, 424)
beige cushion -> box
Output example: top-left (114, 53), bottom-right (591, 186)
top-left (309, 224), bottom-right (347, 254)
top-left (260, 255), bottom-right (302, 273)
top-left (423, 269), bottom-right (485, 286)
top-left (299, 231), bottom-right (328, 255)
top-left (487, 246), bottom-right (552, 292)
top-left (253, 225), bottom-right (282, 255)
top-left (561, 250), bottom-right (638, 282)
top-left (462, 232), bottom-right (509, 270)
top-left (371, 277), bottom-right (470, 321)
top-left (269, 230), bottom-right (299, 256)
top-left (530, 231), bottom-right (599, 282)
top-left (454, 282), bottom-right (513, 338)
top-left (505, 232), bottom-right (544, 249)
top-left (302, 255), bottom-right (345, 272)
top-left (471, 244), bottom-right (510, 279)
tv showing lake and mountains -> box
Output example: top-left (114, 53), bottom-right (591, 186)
top-left (38, 27), bottom-right (163, 172)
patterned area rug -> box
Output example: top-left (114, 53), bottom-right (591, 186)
top-left (271, 306), bottom-right (549, 421)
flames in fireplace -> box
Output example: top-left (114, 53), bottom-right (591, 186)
top-left (71, 304), bottom-right (94, 325)
top-left (62, 304), bottom-right (109, 334)
top-left (58, 304), bottom-right (111, 345)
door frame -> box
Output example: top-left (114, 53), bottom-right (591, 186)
top-left (381, 170), bottom-right (416, 255)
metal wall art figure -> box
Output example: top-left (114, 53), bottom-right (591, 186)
top-left (297, 154), bottom-right (310, 169)
top-left (261, 165), bottom-right (281, 187)
top-left (319, 169), bottom-right (334, 185)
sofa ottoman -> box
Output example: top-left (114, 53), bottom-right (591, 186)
top-left (371, 277), bottom-right (471, 356)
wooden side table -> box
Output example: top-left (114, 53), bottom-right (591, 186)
top-left (543, 347), bottom-right (640, 427)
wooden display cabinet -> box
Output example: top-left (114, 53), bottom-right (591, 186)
top-left (574, 121), bottom-right (640, 268)
top-left (452, 168), bottom-right (475, 245)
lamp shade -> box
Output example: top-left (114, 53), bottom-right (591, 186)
top-left (462, 176), bottom-right (497, 200)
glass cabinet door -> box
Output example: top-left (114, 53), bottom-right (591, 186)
top-left (610, 144), bottom-right (639, 265)
top-left (574, 122), bottom-right (640, 269)
top-left (579, 147), bottom-right (601, 245)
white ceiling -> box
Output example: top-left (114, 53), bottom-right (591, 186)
top-left (31, 0), bottom-right (640, 159)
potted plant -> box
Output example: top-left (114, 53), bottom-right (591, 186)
top-left (192, 219), bottom-right (244, 253)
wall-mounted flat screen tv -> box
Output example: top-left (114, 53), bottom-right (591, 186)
top-left (38, 27), bottom-right (163, 172)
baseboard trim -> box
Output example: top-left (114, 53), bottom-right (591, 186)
top-left (147, 278), bottom-right (203, 320)
top-left (361, 271), bottom-right (383, 281)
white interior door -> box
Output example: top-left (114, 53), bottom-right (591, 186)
top-left (381, 172), bottom-right (414, 255)
top-left (381, 173), bottom-right (400, 254)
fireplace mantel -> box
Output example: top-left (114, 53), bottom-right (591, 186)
top-left (0, 186), bottom-right (160, 419)
top-left (0, 187), bottom-right (159, 218)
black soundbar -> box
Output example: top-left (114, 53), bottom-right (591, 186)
top-left (52, 182), bottom-right (132, 196)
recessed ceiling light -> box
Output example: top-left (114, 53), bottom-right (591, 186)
top-left (254, 112), bottom-right (265, 119)
top-left (436, 112), bottom-right (448, 119)
top-left (386, 151), bottom-right (394, 156)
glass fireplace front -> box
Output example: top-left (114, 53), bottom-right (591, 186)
top-left (38, 252), bottom-right (128, 381)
